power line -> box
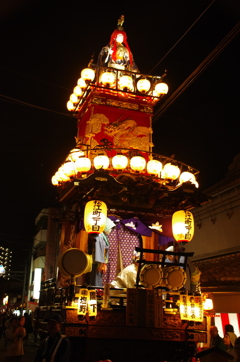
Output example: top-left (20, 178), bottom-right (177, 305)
top-left (149, 0), bottom-right (216, 74)
top-left (0, 94), bottom-right (71, 118)
top-left (153, 21), bottom-right (240, 124)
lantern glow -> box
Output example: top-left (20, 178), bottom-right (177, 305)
top-left (130, 156), bottom-right (146, 171)
top-left (112, 154), bottom-right (128, 170)
top-left (172, 210), bottom-right (194, 243)
top-left (84, 200), bottom-right (107, 234)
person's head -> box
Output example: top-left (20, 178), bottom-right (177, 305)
top-left (10, 316), bottom-right (19, 328)
top-left (210, 326), bottom-right (218, 338)
top-left (225, 324), bottom-right (234, 333)
top-left (224, 332), bottom-right (237, 348)
top-left (166, 246), bottom-right (174, 262)
top-left (18, 316), bottom-right (25, 326)
top-left (47, 314), bottom-right (62, 338)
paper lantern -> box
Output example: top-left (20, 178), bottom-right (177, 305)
top-left (137, 78), bottom-right (151, 93)
top-left (154, 82), bottom-right (169, 96)
top-left (118, 75), bottom-right (134, 91)
top-left (162, 163), bottom-right (180, 180)
top-left (75, 157), bottom-right (91, 172)
top-left (93, 155), bottom-right (109, 170)
top-left (130, 156), bottom-right (146, 171)
top-left (84, 200), bottom-right (107, 234)
top-left (100, 71), bottom-right (116, 87)
top-left (147, 159), bottom-right (162, 176)
top-left (172, 210), bottom-right (194, 243)
top-left (81, 68), bottom-right (95, 82)
top-left (179, 171), bottom-right (196, 184)
top-left (112, 154), bottom-right (128, 170)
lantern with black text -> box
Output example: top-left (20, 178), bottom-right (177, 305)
top-left (172, 210), bottom-right (194, 243)
top-left (84, 200), bottom-right (107, 234)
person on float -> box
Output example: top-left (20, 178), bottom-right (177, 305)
top-left (224, 330), bottom-right (238, 361)
top-left (34, 314), bottom-right (71, 362)
top-left (210, 325), bottom-right (226, 350)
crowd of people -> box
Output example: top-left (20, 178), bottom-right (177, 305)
top-left (0, 311), bottom-right (70, 362)
top-left (210, 324), bottom-right (240, 362)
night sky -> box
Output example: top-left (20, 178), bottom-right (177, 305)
top-left (0, 0), bottom-right (239, 271)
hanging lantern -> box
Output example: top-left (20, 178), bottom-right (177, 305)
top-left (130, 156), bottom-right (146, 171)
top-left (162, 163), bottom-right (180, 180)
top-left (172, 210), bottom-right (194, 243)
top-left (204, 297), bottom-right (213, 310)
top-left (77, 78), bottom-right (87, 89)
top-left (93, 154), bottom-right (110, 170)
top-left (73, 86), bottom-right (83, 97)
top-left (112, 154), bottom-right (128, 170)
top-left (137, 78), bottom-right (151, 93)
top-left (75, 157), bottom-right (91, 172)
top-left (61, 161), bottom-right (76, 177)
top-left (67, 100), bottom-right (75, 111)
top-left (100, 72), bottom-right (116, 87)
top-left (147, 159), bottom-right (162, 176)
top-left (57, 167), bottom-right (71, 182)
top-left (118, 75), bottom-right (134, 91)
top-left (81, 68), bottom-right (95, 82)
top-left (179, 171), bottom-right (196, 184)
top-left (84, 200), bottom-right (107, 234)
top-left (70, 93), bottom-right (79, 104)
top-left (154, 82), bottom-right (169, 96)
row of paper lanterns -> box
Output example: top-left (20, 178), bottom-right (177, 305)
top-left (84, 200), bottom-right (194, 243)
top-left (67, 67), bottom-right (169, 111)
top-left (52, 152), bottom-right (198, 187)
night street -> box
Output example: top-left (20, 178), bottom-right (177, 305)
top-left (0, 334), bottom-right (39, 362)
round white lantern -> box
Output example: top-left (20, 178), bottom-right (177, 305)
top-left (147, 160), bottom-right (162, 175)
top-left (130, 156), bottom-right (146, 171)
top-left (118, 75), bottom-right (134, 91)
top-left (154, 82), bottom-right (169, 96)
top-left (100, 72), bottom-right (116, 87)
top-left (162, 163), bottom-right (180, 180)
top-left (67, 100), bottom-right (75, 111)
top-left (93, 155), bottom-right (110, 170)
top-left (112, 154), bottom-right (128, 170)
top-left (77, 78), bottom-right (87, 89)
top-left (179, 171), bottom-right (196, 184)
top-left (81, 68), bottom-right (95, 82)
top-left (137, 78), bottom-right (151, 93)
top-left (75, 157), bottom-right (91, 172)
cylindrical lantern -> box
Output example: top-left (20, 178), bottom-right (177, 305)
top-left (130, 156), bottom-right (146, 171)
top-left (162, 163), bottom-right (180, 180)
top-left (137, 78), bottom-right (151, 93)
top-left (58, 167), bottom-right (70, 182)
top-left (147, 159), bottom-right (162, 176)
top-left (84, 200), bottom-right (107, 234)
top-left (118, 75), bottom-right (134, 91)
top-left (81, 68), bottom-right (95, 82)
top-left (100, 72), bottom-right (116, 87)
top-left (204, 298), bottom-right (213, 310)
top-left (172, 210), bottom-right (194, 243)
top-left (112, 154), bottom-right (128, 170)
top-left (77, 78), bottom-right (87, 89)
top-left (179, 171), bottom-right (196, 184)
top-left (75, 157), bottom-right (91, 172)
top-left (67, 100), bottom-right (75, 111)
top-left (154, 82), bottom-right (169, 96)
top-left (93, 155), bottom-right (110, 170)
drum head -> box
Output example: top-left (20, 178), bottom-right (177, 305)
top-left (140, 264), bottom-right (163, 288)
top-left (162, 266), bottom-right (186, 290)
top-left (58, 248), bottom-right (92, 277)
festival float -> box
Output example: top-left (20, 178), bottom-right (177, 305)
top-left (37, 16), bottom-right (210, 362)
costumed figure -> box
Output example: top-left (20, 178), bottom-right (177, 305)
top-left (111, 251), bottom-right (140, 289)
top-left (98, 15), bottom-right (139, 72)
